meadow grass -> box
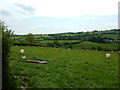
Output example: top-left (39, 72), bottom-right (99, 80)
top-left (9, 46), bottom-right (118, 88)
top-left (72, 41), bottom-right (119, 51)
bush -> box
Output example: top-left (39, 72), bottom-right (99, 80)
top-left (53, 40), bottom-right (59, 46)
top-left (68, 43), bottom-right (72, 49)
top-left (47, 42), bottom-right (54, 47)
top-left (97, 46), bottom-right (102, 51)
top-left (0, 20), bottom-right (15, 89)
top-left (92, 47), bottom-right (95, 50)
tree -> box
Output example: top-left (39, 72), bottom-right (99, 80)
top-left (25, 33), bottom-right (35, 45)
top-left (92, 47), bottom-right (95, 50)
top-left (53, 40), bottom-right (59, 46)
top-left (97, 46), bottom-right (102, 51)
top-left (68, 43), bottom-right (72, 49)
top-left (47, 42), bottom-right (54, 47)
top-left (0, 20), bottom-right (15, 89)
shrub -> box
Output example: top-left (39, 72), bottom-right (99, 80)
top-left (53, 40), bottom-right (59, 46)
top-left (68, 43), bottom-right (72, 49)
top-left (92, 47), bottom-right (95, 50)
top-left (47, 42), bottom-right (54, 47)
top-left (97, 46), bottom-right (102, 51)
top-left (0, 20), bottom-right (15, 89)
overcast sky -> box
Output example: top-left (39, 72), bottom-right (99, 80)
top-left (0, 0), bottom-right (119, 34)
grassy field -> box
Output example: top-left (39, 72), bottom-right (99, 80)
top-left (72, 41), bottom-right (119, 51)
top-left (40, 40), bottom-right (80, 44)
top-left (9, 46), bottom-right (119, 88)
top-left (13, 29), bottom-right (119, 41)
top-left (102, 34), bottom-right (119, 40)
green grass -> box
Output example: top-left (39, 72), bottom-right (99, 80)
top-left (72, 41), bottom-right (119, 51)
top-left (102, 34), bottom-right (119, 39)
top-left (9, 46), bottom-right (118, 88)
top-left (13, 29), bottom-right (119, 41)
top-left (40, 40), bottom-right (80, 44)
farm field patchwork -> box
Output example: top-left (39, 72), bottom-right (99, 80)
top-left (9, 46), bottom-right (119, 88)
top-left (72, 41), bottom-right (119, 51)
top-left (102, 34), bottom-right (119, 40)
top-left (40, 40), bottom-right (80, 44)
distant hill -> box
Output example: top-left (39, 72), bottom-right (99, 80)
top-left (12, 29), bottom-right (119, 51)
top-left (13, 29), bottom-right (119, 41)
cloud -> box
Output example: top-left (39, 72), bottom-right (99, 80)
top-left (14, 3), bottom-right (35, 12)
top-left (0, 10), bottom-right (11, 16)
top-left (0, 0), bottom-right (119, 18)
top-left (0, 0), bottom-right (36, 19)
top-left (104, 23), bottom-right (117, 28)
top-left (31, 26), bottom-right (47, 30)
top-left (14, 3), bottom-right (35, 13)
top-left (77, 22), bottom-right (118, 31)
top-left (31, 0), bottom-right (119, 18)
top-left (84, 16), bottom-right (98, 20)
top-left (0, 0), bottom-right (118, 34)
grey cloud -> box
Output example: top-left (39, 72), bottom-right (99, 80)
top-left (14, 3), bottom-right (35, 13)
top-left (0, 10), bottom-right (11, 16)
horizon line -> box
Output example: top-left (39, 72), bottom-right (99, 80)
top-left (14, 28), bottom-right (118, 35)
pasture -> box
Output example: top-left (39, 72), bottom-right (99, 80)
top-left (9, 46), bottom-right (119, 88)
top-left (72, 41), bottom-right (119, 51)
top-left (40, 40), bottom-right (80, 44)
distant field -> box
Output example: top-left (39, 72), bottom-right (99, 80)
top-left (13, 29), bottom-right (119, 41)
top-left (40, 40), bottom-right (80, 44)
top-left (9, 46), bottom-right (118, 88)
top-left (102, 34), bottom-right (119, 39)
top-left (72, 41), bottom-right (119, 51)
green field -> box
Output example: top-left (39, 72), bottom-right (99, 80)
top-left (9, 46), bottom-right (119, 88)
top-left (102, 34), bottom-right (119, 39)
top-left (40, 40), bottom-right (80, 44)
top-left (72, 41), bottom-right (119, 51)
top-left (13, 29), bottom-right (119, 41)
